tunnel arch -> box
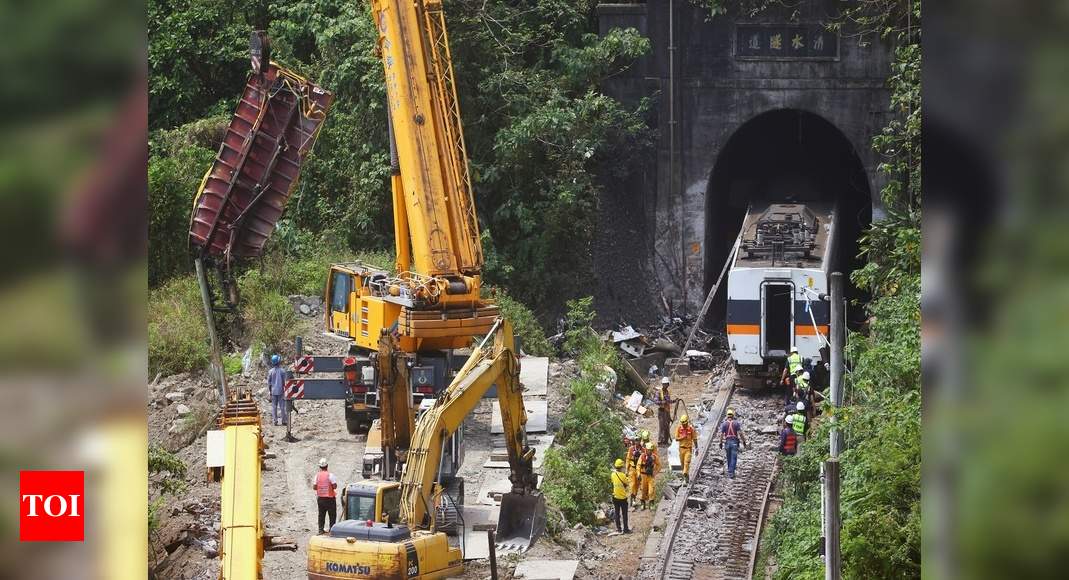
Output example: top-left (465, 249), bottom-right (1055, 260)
top-left (703, 108), bottom-right (873, 324)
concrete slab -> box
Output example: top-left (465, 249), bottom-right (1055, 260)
top-left (514, 559), bottom-right (579, 580)
top-left (475, 477), bottom-right (513, 506)
top-left (520, 356), bottom-right (549, 397)
top-left (491, 399), bottom-right (548, 434)
top-left (459, 505), bottom-right (499, 560)
top-left (484, 434), bottom-right (554, 469)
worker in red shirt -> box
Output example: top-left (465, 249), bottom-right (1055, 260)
top-left (312, 457), bottom-right (338, 534)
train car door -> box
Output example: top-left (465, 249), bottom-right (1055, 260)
top-left (761, 281), bottom-right (794, 358)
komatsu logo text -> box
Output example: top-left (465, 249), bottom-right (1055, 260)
top-left (325, 562), bottom-right (371, 575)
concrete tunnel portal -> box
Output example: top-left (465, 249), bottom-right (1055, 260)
top-left (703, 109), bottom-right (873, 326)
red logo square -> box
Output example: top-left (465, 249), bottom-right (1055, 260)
top-left (19, 471), bottom-right (84, 542)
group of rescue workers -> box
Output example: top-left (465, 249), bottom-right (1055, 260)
top-left (609, 345), bottom-right (822, 534)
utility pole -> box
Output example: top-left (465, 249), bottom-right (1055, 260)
top-left (829, 272), bottom-right (845, 456)
top-left (824, 271), bottom-right (844, 580)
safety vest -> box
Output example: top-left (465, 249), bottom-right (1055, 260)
top-left (796, 375), bottom-right (810, 391)
top-left (640, 452), bottom-right (657, 476)
top-left (792, 414), bottom-right (806, 436)
top-left (723, 419), bottom-right (740, 440)
top-left (611, 470), bottom-right (629, 499)
top-left (676, 425), bottom-right (696, 448)
top-left (782, 429), bottom-right (798, 455)
top-left (315, 471), bottom-right (335, 498)
top-left (787, 352), bottom-right (803, 374)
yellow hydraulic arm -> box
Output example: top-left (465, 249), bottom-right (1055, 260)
top-left (398, 319), bottom-right (539, 528)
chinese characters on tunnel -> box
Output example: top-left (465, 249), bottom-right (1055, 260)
top-left (736, 24), bottom-right (838, 59)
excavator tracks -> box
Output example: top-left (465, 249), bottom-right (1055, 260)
top-left (657, 383), bottom-right (783, 580)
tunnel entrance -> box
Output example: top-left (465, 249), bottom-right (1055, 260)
top-left (704, 109), bottom-right (872, 327)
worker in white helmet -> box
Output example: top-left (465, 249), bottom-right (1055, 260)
top-left (653, 376), bottom-right (674, 445)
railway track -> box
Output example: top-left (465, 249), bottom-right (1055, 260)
top-left (653, 381), bottom-right (783, 580)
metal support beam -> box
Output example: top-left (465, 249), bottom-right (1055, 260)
top-left (195, 257), bottom-right (228, 405)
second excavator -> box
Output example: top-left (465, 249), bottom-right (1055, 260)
top-left (307, 319), bottom-right (546, 578)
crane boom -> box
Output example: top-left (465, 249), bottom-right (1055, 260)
top-left (374, 0), bottom-right (482, 279)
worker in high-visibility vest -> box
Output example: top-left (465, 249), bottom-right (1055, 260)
top-left (781, 345), bottom-right (804, 384)
top-left (792, 402), bottom-right (808, 444)
top-left (312, 457), bottom-right (338, 534)
top-left (610, 459), bottom-right (631, 533)
top-left (675, 415), bottom-right (698, 483)
top-left (638, 442), bottom-right (660, 510)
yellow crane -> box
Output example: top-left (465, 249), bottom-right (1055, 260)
top-left (309, 0), bottom-right (498, 483)
top-left (306, 319), bottom-right (546, 579)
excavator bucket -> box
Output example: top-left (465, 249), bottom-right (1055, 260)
top-left (495, 492), bottom-right (547, 551)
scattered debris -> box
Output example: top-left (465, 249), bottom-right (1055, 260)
top-left (175, 403), bottom-right (192, 417)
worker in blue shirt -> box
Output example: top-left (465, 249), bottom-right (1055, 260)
top-left (267, 354), bottom-right (288, 426)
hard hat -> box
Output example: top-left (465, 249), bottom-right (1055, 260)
top-left (680, 415), bottom-right (689, 424)
top-left (661, 376), bottom-right (670, 385)
top-left (318, 457), bottom-right (328, 468)
top-left (645, 442), bottom-right (655, 450)
top-left (615, 458), bottom-right (625, 468)
top-left (271, 354), bottom-right (281, 366)
top-left (801, 371), bottom-right (811, 380)
top-left (796, 401), bottom-right (805, 411)
top-left (790, 345), bottom-right (799, 353)
top-left (726, 408), bottom-right (735, 417)
top-left (640, 430), bottom-right (650, 441)
top-left (785, 414), bottom-right (793, 424)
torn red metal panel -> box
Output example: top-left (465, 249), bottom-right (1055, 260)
top-left (189, 63), bottom-right (333, 260)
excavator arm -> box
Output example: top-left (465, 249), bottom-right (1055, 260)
top-left (399, 319), bottom-right (544, 544)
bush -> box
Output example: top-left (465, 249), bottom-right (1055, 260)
top-left (492, 290), bottom-right (551, 356)
top-left (542, 300), bottom-right (624, 524)
top-left (148, 276), bottom-right (209, 375)
top-left (238, 270), bottom-right (297, 354)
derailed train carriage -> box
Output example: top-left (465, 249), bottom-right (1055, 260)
top-left (726, 202), bottom-right (838, 387)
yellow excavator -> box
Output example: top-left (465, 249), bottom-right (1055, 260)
top-left (307, 319), bottom-right (546, 578)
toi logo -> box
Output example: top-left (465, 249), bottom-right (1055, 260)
top-left (19, 471), bottom-right (84, 542)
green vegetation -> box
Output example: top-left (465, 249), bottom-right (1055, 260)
top-left (492, 289), bottom-right (552, 357)
top-left (541, 297), bottom-right (625, 524)
top-left (223, 353), bottom-right (244, 376)
top-left (762, 1), bottom-right (921, 578)
top-left (148, 276), bottom-right (210, 376)
top-left (148, 445), bottom-right (188, 533)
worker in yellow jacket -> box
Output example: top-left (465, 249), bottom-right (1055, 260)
top-left (675, 415), bottom-right (698, 483)
top-left (610, 459), bottom-right (631, 533)
top-left (638, 442), bottom-right (661, 510)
